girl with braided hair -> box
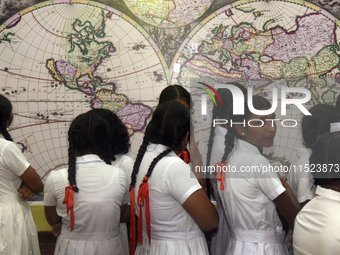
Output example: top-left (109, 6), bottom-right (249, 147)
top-left (44, 111), bottom-right (129, 255)
top-left (0, 94), bottom-right (43, 254)
top-left (88, 108), bottom-right (132, 255)
top-left (158, 85), bottom-right (206, 189)
top-left (129, 101), bottom-right (218, 255)
top-left (217, 94), bottom-right (300, 255)
top-left (206, 83), bottom-right (246, 255)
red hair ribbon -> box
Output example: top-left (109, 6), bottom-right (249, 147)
top-left (62, 184), bottom-right (77, 231)
top-left (215, 162), bottom-right (226, 190)
top-left (137, 176), bottom-right (151, 245)
top-left (129, 185), bottom-right (136, 255)
top-left (178, 149), bottom-right (190, 164)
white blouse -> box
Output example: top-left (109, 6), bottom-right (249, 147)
top-left (287, 147), bottom-right (315, 203)
top-left (218, 139), bottom-right (287, 255)
top-left (134, 143), bottom-right (208, 255)
top-left (293, 185), bottom-right (340, 255)
top-left (44, 154), bottom-right (128, 255)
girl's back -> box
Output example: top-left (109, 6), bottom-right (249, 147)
top-left (219, 139), bottom-right (284, 232)
top-left (44, 155), bottom-right (128, 254)
top-left (135, 144), bottom-right (201, 232)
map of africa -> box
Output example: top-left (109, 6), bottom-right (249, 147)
top-left (123, 0), bottom-right (214, 28)
top-left (0, 1), bottom-right (168, 179)
top-left (171, 0), bottom-right (340, 166)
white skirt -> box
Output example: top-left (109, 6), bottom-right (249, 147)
top-left (134, 229), bottom-right (209, 255)
top-left (0, 194), bottom-right (40, 255)
top-left (119, 223), bottom-right (129, 255)
top-left (55, 229), bottom-right (124, 255)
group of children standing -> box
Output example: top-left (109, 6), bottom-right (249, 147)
top-left (0, 83), bottom-right (339, 255)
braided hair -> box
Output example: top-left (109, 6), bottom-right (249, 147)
top-left (0, 95), bottom-right (13, 141)
top-left (67, 112), bottom-right (113, 192)
top-left (206, 83), bottom-right (246, 167)
top-left (130, 100), bottom-right (190, 188)
top-left (221, 95), bottom-right (272, 162)
top-left (88, 108), bottom-right (130, 161)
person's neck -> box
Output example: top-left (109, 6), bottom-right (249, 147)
top-left (322, 183), bottom-right (340, 193)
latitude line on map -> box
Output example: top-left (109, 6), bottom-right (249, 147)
top-left (0, 62), bottom-right (162, 82)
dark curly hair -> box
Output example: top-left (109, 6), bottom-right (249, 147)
top-left (310, 131), bottom-right (340, 186)
top-left (0, 95), bottom-right (13, 141)
top-left (130, 101), bottom-right (190, 188)
top-left (302, 104), bottom-right (336, 149)
top-left (67, 112), bottom-right (113, 192)
top-left (88, 108), bottom-right (130, 161)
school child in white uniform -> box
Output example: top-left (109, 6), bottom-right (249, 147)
top-left (158, 84), bottom-right (206, 189)
top-left (217, 95), bottom-right (300, 255)
top-left (129, 101), bottom-right (218, 255)
top-left (44, 111), bottom-right (129, 255)
top-left (206, 84), bottom-right (246, 255)
top-left (293, 131), bottom-right (340, 254)
top-left (89, 108), bottom-right (133, 255)
top-left (288, 104), bottom-right (335, 206)
top-left (0, 95), bottom-right (43, 255)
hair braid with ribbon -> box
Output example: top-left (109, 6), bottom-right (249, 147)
top-left (129, 101), bottom-right (190, 254)
top-left (63, 112), bottom-right (113, 231)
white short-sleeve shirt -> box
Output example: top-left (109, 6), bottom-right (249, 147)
top-left (133, 143), bottom-right (209, 254)
top-left (287, 147), bottom-right (315, 203)
top-left (293, 185), bottom-right (340, 254)
top-left (134, 143), bottom-right (202, 232)
top-left (44, 154), bottom-right (128, 236)
top-left (218, 139), bottom-right (287, 254)
top-left (0, 138), bottom-right (29, 193)
top-left (112, 154), bottom-right (134, 204)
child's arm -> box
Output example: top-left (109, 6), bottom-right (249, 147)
top-left (20, 166), bottom-right (43, 194)
top-left (182, 188), bottom-right (218, 231)
top-left (44, 206), bottom-right (62, 237)
top-left (189, 136), bottom-right (206, 189)
top-left (120, 204), bottom-right (130, 223)
top-left (273, 181), bottom-right (301, 230)
top-left (44, 206), bottom-right (61, 226)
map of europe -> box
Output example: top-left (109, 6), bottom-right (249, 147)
top-left (170, 0), bottom-right (340, 165)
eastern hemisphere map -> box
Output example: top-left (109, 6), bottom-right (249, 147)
top-left (170, 0), bottom-right (340, 166)
top-left (0, 0), bottom-right (339, 180)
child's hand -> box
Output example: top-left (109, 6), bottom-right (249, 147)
top-left (52, 222), bottom-right (62, 237)
top-left (189, 139), bottom-right (203, 167)
top-left (18, 183), bottom-right (34, 200)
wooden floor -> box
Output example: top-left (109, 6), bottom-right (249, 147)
top-left (39, 232), bottom-right (56, 255)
